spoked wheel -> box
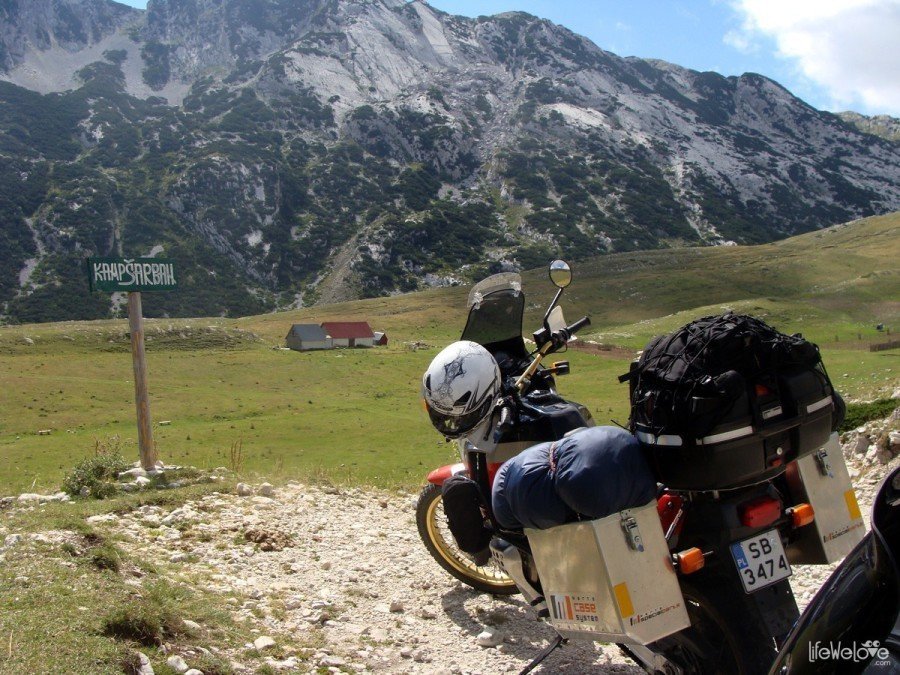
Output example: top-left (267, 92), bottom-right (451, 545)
top-left (415, 483), bottom-right (517, 595)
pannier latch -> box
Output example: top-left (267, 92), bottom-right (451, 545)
top-left (621, 511), bottom-right (644, 552)
top-left (814, 448), bottom-right (833, 478)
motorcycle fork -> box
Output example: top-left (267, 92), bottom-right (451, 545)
top-left (467, 449), bottom-right (495, 524)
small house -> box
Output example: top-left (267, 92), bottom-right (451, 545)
top-left (321, 321), bottom-right (375, 348)
top-left (286, 324), bottom-right (331, 351)
top-left (374, 331), bottom-right (388, 346)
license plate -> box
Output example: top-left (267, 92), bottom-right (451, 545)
top-left (730, 529), bottom-right (792, 593)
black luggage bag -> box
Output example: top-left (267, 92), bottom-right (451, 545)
top-left (622, 313), bottom-right (839, 491)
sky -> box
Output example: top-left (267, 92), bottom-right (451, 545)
top-left (115, 0), bottom-right (900, 117)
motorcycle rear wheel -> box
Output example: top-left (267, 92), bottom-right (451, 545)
top-left (415, 483), bottom-right (517, 595)
top-left (650, 572), bottom-right (779, 674)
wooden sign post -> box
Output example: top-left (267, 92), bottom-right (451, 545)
top-left (88, 257), bottom-right (178, 471)
top-left (127, 291), bottom-right (157, 470)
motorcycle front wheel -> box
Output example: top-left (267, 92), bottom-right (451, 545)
top-left (415, 483), bottom-right (517, 595)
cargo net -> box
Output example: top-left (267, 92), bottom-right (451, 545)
top-left (624, 312), bottom-right (830, 439)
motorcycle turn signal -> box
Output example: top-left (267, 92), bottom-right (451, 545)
top-left (673, 547), bottom-right (706, 574)
top-left (787, 503), bottom-right (815, 528)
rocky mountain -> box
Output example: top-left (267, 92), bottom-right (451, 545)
top-left (1, 0), bottom-right (899, 323)
top-left (839, 111), bottom-right (900, 142)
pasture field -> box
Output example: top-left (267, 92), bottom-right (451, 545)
top-left (0, 214), bottom-right (897, 495)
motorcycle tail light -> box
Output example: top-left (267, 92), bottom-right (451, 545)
top-left (656, 493), bottom-right (685, 537)
top-left (739, 496), bottom-right (782, 528)
top-left (675, 547), bottom-right (705, 574)
top-left (788, 503), bottom-right (815, 528)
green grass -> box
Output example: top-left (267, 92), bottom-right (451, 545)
top-left (0, 213), bottom-right (897, 673)
top-left (0, 213), bottom-right (897, 494)
top-left (0, 494), bottom-right (246, 674)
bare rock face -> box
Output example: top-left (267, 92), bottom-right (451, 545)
top-left (1, 0), bottom-right (899, 320)
top-left (0, 0), bottom-right (140, 71)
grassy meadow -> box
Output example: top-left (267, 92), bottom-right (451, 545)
top-left (0, 213), bottom-right (897, 495)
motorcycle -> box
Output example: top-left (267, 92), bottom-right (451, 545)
top-left (416, 261), bottom-right (593, 595)
top-left (416, 261), bottom-right (864, 674)
top-left (770, 465), bottom-right (900, 674)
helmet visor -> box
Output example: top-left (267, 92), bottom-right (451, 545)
top-left (427, 393), bottom-right (495, 439)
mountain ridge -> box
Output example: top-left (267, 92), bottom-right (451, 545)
top-left (0, 0), bottom-right (898, 323)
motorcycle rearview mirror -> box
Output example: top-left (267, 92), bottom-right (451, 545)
top-left (543, 260), bottom-right (572, 328)
top-left (548, 260), bottom-right (572, 289)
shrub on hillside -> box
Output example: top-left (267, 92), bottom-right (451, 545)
top-left (841, 398), bottom-right (899, 432)
top-left (61, 437), bottom-right (131, 498)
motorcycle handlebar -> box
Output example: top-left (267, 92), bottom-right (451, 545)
top-left (553, 316), bottom-right (591, 346)
top-left (566, 316), bottom-right (591, 336)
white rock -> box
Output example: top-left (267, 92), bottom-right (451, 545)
top-left (854, 435), bottom-right (870, 455)
top-left (136, 652), bottom-right (154, 675)
top-left (167, 655), bottom-right (189, 673)
top-left (184, 670), bottom-right (204, 675)
top-left (44, 492), bottom-right (71, 503)
top-left (254, 636), bottom-right (276, 651)
top-left (17, 493), bottom-right (42, 503)
top-left (120, 467), bottom-right (148, 479)
top-left (170, 553), bottom-right (189, 563)
top-left (267, 657), bottom-right (299, 670)
top-left (4, 534), bottom-right (23, 547)
top-left (369, 628), bottom-right (389, 641)
top-left (161, 507), bottom-right (198, 526)
top-left (182, 619), bottom-right (202, 632)
top-left (258, 483), bottom-right (274, 497)
top-left (86, 513), bottom-right (119, 524)
top-left (141, 515), bottom-right (162, 528)
top-left (135, 476), bottom-right (152, 487)
top-left (476, 628), bottom-right (503, 648)
top-left (236, 483), bottom-right (254, 496)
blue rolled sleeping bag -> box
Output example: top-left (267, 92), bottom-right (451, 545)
top-left (491, 442), bottom-right (571, 530)
top-left (492, 426), bottom-right (657, 530)
top-left (553, 426), bottom-right (657, 519)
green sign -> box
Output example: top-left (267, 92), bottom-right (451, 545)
top-left (88, 257), bottom-right (178, 293)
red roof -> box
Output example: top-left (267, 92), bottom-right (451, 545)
top-left (321, 321), bottom-right (375, 339)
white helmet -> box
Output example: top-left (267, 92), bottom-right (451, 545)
top-left (422, 340), bottom-right (501, 439)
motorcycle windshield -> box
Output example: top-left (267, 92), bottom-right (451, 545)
top-left (461, 273), bottom-right (529, 362)
top-left (771, 468), bottom-right (900, 673)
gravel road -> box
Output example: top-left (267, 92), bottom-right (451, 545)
top-left (101, 423), bottom-right (897, 674)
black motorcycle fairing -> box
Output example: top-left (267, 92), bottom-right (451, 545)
top-left (770, 467), bottom-right (900, 674)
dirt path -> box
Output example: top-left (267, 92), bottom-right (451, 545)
top-left (101, 423), bottom-right (897, 673)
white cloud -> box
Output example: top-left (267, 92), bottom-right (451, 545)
top-left (722, 29), bottom-right (757, 54)
top-left (728, 0), bottom-right (900, 114)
